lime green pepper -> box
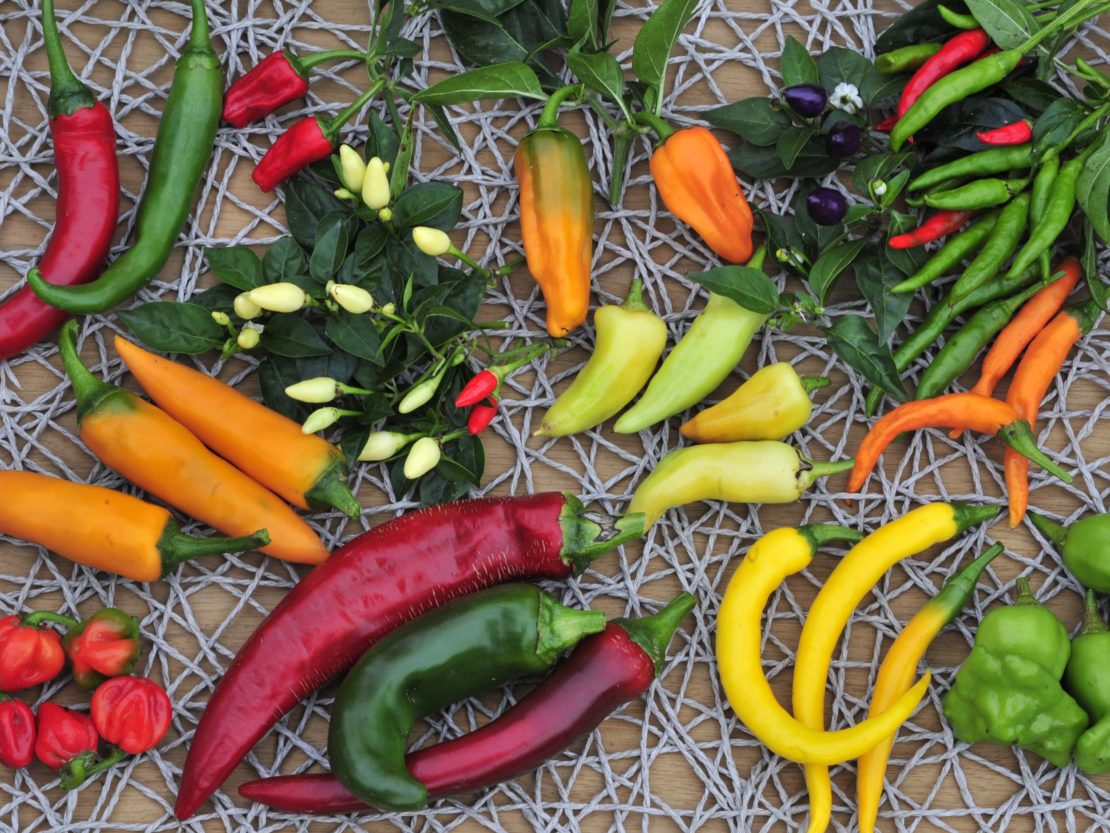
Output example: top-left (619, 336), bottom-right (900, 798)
top-left (536, 279), bottom-right (667, 437)
top-left (1030, 512), bottom-right (1110, 592)
top-left (923, 176), bottom-right (1030, 211)
top-left (1065, 591), bottom-right (1110, 774)
top-left (949, 192), bottom-right (1031, 303)
top-left (892, 212), bottom-right (998, 294)
top-left (942, 577), bottom-right (1088, 766)
top-left (1005, 152), bottom-right (1088, 280)
top-left (907, 145), bottom-right (1033, 192)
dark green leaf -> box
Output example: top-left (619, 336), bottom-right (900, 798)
top-left (1001, 78), bottom-right (1058, 114)
top-left (352, 224), bottom-right (389, 270)
top-left (386, 236), bottom-right (438, 288)
top-left (817, 47), bottom-right (891, 106)
top-left (325, 314), bottom-right (383, 364)
top-left (390, 182), bottom-right (464, 230)
top-left (415, 61), bottom-right (545, 105)
top-left (390, 120), bottom-right (415, 198)
top-left (757, 209), bottom-right (805, 254)
top-left (283, 180), bottom-right (345, 249)
top-left (1082, 219), bottom-right (1109, 310)
top-left (298, 351), bottom-right (359, 387)
top-left (781, 35), bottom-right (819, 88)
top-left (777, 126), bottom-right (814, 170)
top-left (118, 302), bottom-right (226, 354)
top-left (808, 238), bottom-right (868, 303)
top-left (418, 468), bottom-right (472, 505)
top-left (260, 316), bottom-right (331, 357)
top-left (631, 0), bottom-right (699, 100)
top-left (190, 283), bottom-right (240, 311)
top-left (262, 236), bottom-right (308, 281)
top-left (366, 113), bottom-right (401, 167)
top-left (883, 211), bottom-right (928, 276)
top-left (386, 37), bottom-right (422, 58)
top-left (567, 44), bottom-right (627, 111)
top-left (423, 102), bottom-right (462, 149)
top-left (824, 315), bottom-right (907, 399)
top-left (687, 265), bottom-right (780, 315)
top-left (706, 98), bottom-right (792, 147)
top-left (431, 0), bottom-right (528, 17)
top-left (963, 0), bottom-right (1039, 50)
top-left (424, 267), bottom-right (487, 343)
top-left (258, 357), bottom-right (311, 421)
top-left (204, 246), bottom-right (262, 291)
top-left (728, 140), bottom-right (840, 180)
top-left (567, 0), bottom-right (599, 48)
top-left (1033, 98), bottom-right (1087, 153)
top-left (309, 215), bottom-right (354, 282)
top-left (855, 254), bottom-right (914, 343)
top-left (875, 0), bottom-right (953, 52)
top-left (1078, 132), bottom-right (1110, 244)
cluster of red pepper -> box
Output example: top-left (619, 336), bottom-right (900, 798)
top-left (0, 609), bottom-right (170, 787)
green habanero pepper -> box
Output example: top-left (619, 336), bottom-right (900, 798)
top-left (28, 0), bottom-right (223, 313)
top-left (627, 441), bottom-right (853, 527)
top-left (907, 144), bottom-right (1033, 192)
top-left (327, 584), bottom-right (605, 811)
top-left (923, 176), bottom-right (1030, 211)
top-left (892, 211), bottom-right (999, 294)
top-left (949, 192), bottom-right (1031, 303)
top-left (942, 577), bottom-right (1088, 767)
top-left (535, 279), bottom-right (667, 438)
top-left (1065, 591), bottom-right (1110, 774)
top-left (1030, 511), bottom-right (1110, 593)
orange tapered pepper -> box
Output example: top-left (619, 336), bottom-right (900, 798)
top-left (114, 336), bottom-right (359, 518)
top-left (58, 322), bottom-right (327, 565)
top-left (0, 471), bottom-right (268, 582)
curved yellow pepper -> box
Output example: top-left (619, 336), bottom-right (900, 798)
top-left (791, 502), bottom-right (1000, 833)
top-left (716, 525), bottom-right (933, 765)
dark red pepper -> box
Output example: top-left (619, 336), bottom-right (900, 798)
top-left (63, 608), bottom-right (142, 690)
top-left (174, 493), bottom-right (645, 819)
top-left (35, 702), bottom-right (98, 772)
top-left (91, 676), bottom-right (172, 755)
top-left (977, 119), bottom-right (1033, 146)
top-left (0, 695), bottom-right (36, 769)
top-left (896, 29), bottom-right (990, 119)
top-left (467, 398), bottom-right (499, 434)
top-left (0, 0), bottom-right (119, 361)
top-left (223, 52), bottom-right (310, 127)
top-left (888, 209), bottom-right (975, 249)
top-left (239, 593), bottom-right (695, 813)
top-left (0, 614), bottom-right (66, 692)
top-left (456, 369), bottom-right (499, 407)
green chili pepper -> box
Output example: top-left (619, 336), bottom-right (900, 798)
top-left (1005, 152), bottom-right (1088, 280)
top-left (1065, 591), bottom-right (1110, 774)
top-left (938, 3), bottom-right (980, 29)
top-left (923, 176), bottom-right (1030, 211)
top-left (949, 193), bottom-right (1031, 302)
top-left (942, 577), bottom-right (1088, 767)
top-left (892, 212), bottom-right (998, 294)
top-left (874, 43), bottom-right (943, 74)
top-left (1029, 156), bottom-right (1059, 279)
top-left (327, 584), bottom-right (605, 810)
top-left (28, 0), bottom-right (223, 313)
top-left (915, 275), bottom-right (1047, 399)
top-left (908, 145), bottom-right (1033, 192)
top-left (1030, 511), bottom-right (1110, 593)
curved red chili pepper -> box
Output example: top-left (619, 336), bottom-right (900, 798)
top-left (91, 676), bottom-right (172, 755)
top-left (467, 397), bottom-right (499, 434)
top-left (456, 370), bottom-right (499, 407)
top-left (0, 696), bottom-right (36, 769)
top-left (888, 210), bottom-right (975, 249)
top-left (977, 119), bottom-right (1033, 146)
top-left (896, 29), bottom-right (991, 119)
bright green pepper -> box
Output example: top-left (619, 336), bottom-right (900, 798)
top-left (1030, 511), bottom-right (1110, 592)
top-left (907, 145), bottom-right (1033, 192)
top-left (1065, 591), bottom-right (1110, 774)
top-left (535, 279), bottom-right (666, 437)
top-left (942, 577), bottom-right (1088, 767)
top-left (923, 176), bottom-right (1030, 211)
top-left (891, 211), bottom-right (998, 294)
top-left (949, 192), bottom-right (1031, 303)
top-left (1005, 152), bottom-right (1088, 280)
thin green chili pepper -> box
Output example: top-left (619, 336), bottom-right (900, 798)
top-left (892, 212), bottom-right (998, 294)
top-left (916, 275), bottom-right (1050, 399)
top-left (908, 145), bottom-right (1033, 192)
top-left (1029, 156), bottom-right (1059, 279)
top-left (938, 4), bottom-right (980, 28)
top-left (28, 0), bottom-right (222, 313)
top-left (875, 44), bottom-right (944, 74)
top-left (924, 176), bottom-right (1030, 211)
top-left (949, 193), bottom-right (1031, 302)
top-left (1006, 150), bottom-right (1090, 279)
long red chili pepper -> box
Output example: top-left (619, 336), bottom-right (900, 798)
top-left (888, 210), bottom-right (974, 249)
top-left (0, 0), bottom-right (118, 361)
top-left (238, 595), bottom-right (694, 814)
top-left (174, 493), bottom-right (644, 819)
top-left (977, 119), bottom-right (1033, 146)
top-left (896, 29), bottom-right (990, 119)
top-left (1003, 301), bottom-right (1100, 526)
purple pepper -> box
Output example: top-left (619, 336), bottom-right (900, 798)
top-left (783, 84), bottom-right (828, 118)
top-left (806, 188), bottom-right (848, 226)
top-left (825, 123), bottom-right (862, 158)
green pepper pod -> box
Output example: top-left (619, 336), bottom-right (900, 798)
top-left (874, 43), bottom-right (943, 74)
top-left (923, 176), bottom-right (1030, 211)
top-left (908, 145), bottom-right (1033, 192)
top-left (949, 193), bottom-right (1031, 303)
top-left (1029, 156), bottom-right (1059, 280)
top-left (28, 0), bottom-right (223, 313)
top-left (1065, 592), bottom-right (1110, 774)
top-left (1030, 511), bottom-right (1110, 593)
top-left (535, 279), bottom-right (667, 437)
top-left (328, 584), bottom-right (605, 810)
top-left (892, 212), bottom-right (998, 294)
top-left (978, 577), bottom-right (1072, 676)
top-left (1005, 152), bottom-right (1087, 280)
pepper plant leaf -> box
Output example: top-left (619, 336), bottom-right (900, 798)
top-left (706, 97), bottom-right (792, 147)
top-left (780, 35), bottom-right (819, 87)
top-left (874, 0), bottom-right (951, 52)
top-left (631, 0), bottom-right (700, 113)
top-left (1077, 132), bottom-right (1110, 245)
top-left (807, 238), bottom-right (868, 304)
top-left (824, 314), bottom-right (908, 400)
top-left (855, 254), bottom-right (914, 343)
top-left (204, 246), bottom-right (262, 291)
top-left (118, 303), bottom-right (226, 355)
top-left (309, 215), bottom-right (354, 282)
top-left (567, 43), bottom-right (629, 117)
top-left (390, 182), bottom-right (464, 230)
top-left (688, 265), bottom-right (781, 315)
top-left (261, 236), bottom-right (308, 281)
top-left (566, 0), bottom-right (600, 48)
top-left (260, 316), bottom-right (332, 358)
top-left (963, 0), bottom-right (1039, 51)
top-left (414, 61), bottom-right (546, 105)
top-left (325, 314), bottom-right (383, 364)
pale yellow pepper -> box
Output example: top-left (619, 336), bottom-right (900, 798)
top-left (716, 525), bottom-right (933, 764)
top-left (792, 502), bottom-right (1000, 833)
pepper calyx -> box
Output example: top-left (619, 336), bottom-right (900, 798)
top-left (304, 458), bottom-right (360, 519)
top-left (797, 524), bottom-right (864, 551)
top-left (534, 594), bottom-right (605, 666)
top-left (22, 610), bottom-right (80, 630)
top-left (157, 522), bottom-right (271, 576)
top-left (59, 746), bottom-right (127, 791)
top-left (998, 420), bottom-right (1073, 484)
top-left (616, 592), bottom-right (696, 675)
top-left (1081, 590), bottom-right (1108, 635)
top-left (796, 457), bottom-right (855, 492)
top-left (950, 502), bottom-right (1002, 534)
top-left (558, 494), bottom-right (645, 571)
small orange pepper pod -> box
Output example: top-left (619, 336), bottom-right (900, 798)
top-left (58, 322), bottom-right (328, 566)
top-left (114, 336), bottom-right (359, 519)
top-left (0, 471), bottom-right (269, 582)
top-left (648, 123), bottom-right (754, 264)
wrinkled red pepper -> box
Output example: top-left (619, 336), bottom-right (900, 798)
top-left (223, 52), bottom-right (310, 127)
top-left (63, 608), bottom-right (142, 690)
top-left (91, 676), bottom-right (172, 755)
top-left (0, 614), bottom-right (66, 692)
top-left (0, 695), bottom-right (36, 768)
top-left (35, 702), bottom-right (98, 772)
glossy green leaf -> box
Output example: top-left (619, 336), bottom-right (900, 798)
top-left (687, 265), bottom-right (781, 314)
top-left (781, 36), bottom-right (819, 87)
top-left (631, 0), bottom-right (699, 106)
top-left (390, 182), bottom-right (464, 230)
top-left (204, 246), bottom-right (262, 291)
top-left (118, 303), bottom-right (226, 355)
top-left (414, 61), bottom-right (546, 105)
top-left (706, 97), bottom-right (792, 147)
top-left (1078, 133), bottom-right (1110, 244)
top-left (325, 314), bottom-right (383, 364)
top-left (567, 43), bottom-right (628, 112)
top-left (807, 238), bottom-right (868, 303)
top-left (824, 315), bottom-right (908, 399)
top-left (963, 0), bottom-right (1039, 50)
top-left (260, 316), bottom-right (332, 358)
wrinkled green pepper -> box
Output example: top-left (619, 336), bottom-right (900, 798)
top-left (1065, 591), bottom-right (1110, 774)
top-left (1031, 511), bottom-right (1110, 593)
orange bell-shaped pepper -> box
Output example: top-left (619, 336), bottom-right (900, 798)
top-left (649, 125), bottom-right (754, 264)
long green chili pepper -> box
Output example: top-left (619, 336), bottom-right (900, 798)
top-left (875, 44), bottom-right (943, 74)
top-left (924, 176), bottom-right (1030, 211)
top-left (915, 276), bottom-right (1051, 399)
top-left (908, 145), bottom-right (1033, 192)
top-left (938, 4), bottom-right (980, 28)
top-left (1005, 151), bottom-right (1089, 279)
top-left (865, 265), bottom-right (1041, 415)
top-left (28, 0), bottom-right (222, 313)
top-left (949, 193), bottom-right (1031, 302)
top-left (892, 212), bottom-right (998, 294)
top-left (1029, 156), bottom-right (1059, 279)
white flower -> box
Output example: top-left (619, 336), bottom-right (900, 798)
top-left (830, 82), bottom-right (863, 115)
top-left (872, 179), bottom-right (888, 197)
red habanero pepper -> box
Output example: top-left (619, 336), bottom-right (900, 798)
top-left (977, 119), bottom-right (1034, 146)
top-left (0, 695), bottom-right (36, 768)
top-left (174, 493), bottom-right (645, 819)
top-left (34, 703), bottom-right (97, 772)
top-left (0, 0), bottom-right (118, 361)
top-left (896, 29), bottom-right (991, 119)
top-left (63, 609), bottom-right (142, 690)
top-left (0, 614), bottom-right (66, 692)
top-left (888, 210), bottom-right (974, 249)
top-left (239, 593), bottom-right (695, 814)
top-left (91, 676), bottom-right (172, 755)
top-left (468, 398), bottom-right (498, 435)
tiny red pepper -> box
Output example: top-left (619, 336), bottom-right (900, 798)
top-left (91, 676), bottom-right (172, 755)
top-left (63, 609), bottom-right (142, 691)
top-left (977, 119), bottom-right (1033, 146)
top-left (467, 398), bottom-right (498, 434)
top-left (223, 52), bottom-right (310, 128)
top-left (874, 114), bottom-right (898, 132)
top-left (456, 370), bottom-right (498, 407)
top-left (0, 614), bottom-right (66, 692)
top-left (0, 695), bottom-right (36, 768)
top-left (35, 703), bottom-right (98, 772)
top-left (888, 210), bottom-right (975, 249)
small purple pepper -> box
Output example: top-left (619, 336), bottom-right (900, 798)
top-left (783, 84), bottom-right (828, 118)
top-left (806, 188), bottom-right (848, 226)
top-left (825, 123), bottom-right (863, 158)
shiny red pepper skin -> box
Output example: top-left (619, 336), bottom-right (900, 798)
top-left (896, 29), bottom-right (990, 118)
top-left (91, 676), bottom-right (172, 754)
top-left (467, 398), bottom-right (498, 434)
top-left (888, 209), bottom-right (974, 249)
top-left (34, 703), bottom-right (98, 771)
top-left (0, 615), bottom-right (66, 692)
top-left (252, 117), bottom-right (335, 192)
top-left (977, 119), bottom-right (1034, 146)
top-left (0, 696), bottom-right (36, 768)
top-left (64, 608), bottom-right (142, 690)
top-left (455, 369), bottom-right (499, 407)
top-left (222, 52), bottom-right (310, 128)
top-left (174, 493), bottom-right (644, 820)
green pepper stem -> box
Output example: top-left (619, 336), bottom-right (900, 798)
top-left (1015, 0), bottom-right (1109, 54)
top-left (158, 523), bottom-right (271, 575)
top-left (322, 79), bottom-right (386, 140)
top-left (747, 245), bottom-right (769, 271)
top-left (22, 610), bottom-right (80, 630)
top-left (40, 0), bottom-right (96, 117)
top-left (998, 420), bottom-right (1073, 483)
top-left (304, 460), bottom-right (361, 519)
top-left (798, 523), bottom-right (864, 550)
top-left (298, 49), bottom-right (371, 71)
top-left (1028, 511), bottom-right (1069, 546)
top-left (189, 0), bottom-right (211, 50)
top-left (491, 340), bottom-right (559, 378)
top-left (59, 746), bottom-right (127, 790)
top-left (931, 543), bottom-right (1004, 626)
top-left (950, 502), bottom-right (1002, 534)
top-left (621, 278), bottom-right (648, 311)
top-left (57, 320), bottom-right (121, 423)
top-left (616, 592), bottom-right (696, 675)
top-left (632, 111), bottom-right (676, 142)
top-left (535, 594), bottom-right (606, 665)
top-left (558, 494), bottom-right (646, 569)
top-left (796, 457), bottom-right (855, 492)
top-left (1081, 590), bottom-right (1109, 635)
top-left (801, 376), bottom-right (831, 394)
top-left (538, 84), bottom-right (585, 129)
top-left (1014, 576), bottom-right (1038, 606)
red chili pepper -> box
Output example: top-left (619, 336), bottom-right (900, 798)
top-left (874, 115), bottom-right (898, 132)
top-left (0, 695), bottom-right (36, 768)
top-left (222, 52), bottom-right (310, 128)
top-left (456, 370), bottom-right (498, 407)
top-left (63, 609), bottom-right (142, 690)
top-left (896, 29), bottom-right (991, 119)
top-left (34, 703), bottom-right (98, 771)
top-left (91, 676), bottom-right (172, 755)
top-left (888, 210), bottom-right (975, 249)
top-left (977, 119), bottom-right (1033, 146)
top-left (0, 0), bottom-right (119, 361)
top-left (0, 614), bottom-right (66, 692)
top-left (239, 594), bottom-right (695, 813)
top-left (174, 493), bottom-right (645, 819)
top-left (467, 398), bottom-right (499, 434)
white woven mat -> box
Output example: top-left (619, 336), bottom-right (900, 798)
top-left (1, 1), bottom-right (1109, 831)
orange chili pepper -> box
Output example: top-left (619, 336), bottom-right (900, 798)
top-left (649, 124), bottom-right (754, 264)
top-left (114, 336), bottom-right (359, 518)
top-left (1004, 301), bottom-right (1100, 526)
top-left (950, 258), bottom-right (1080, 440)
top-left (848, 392), bottom-right (1072, 493)
top-left (0, 471), bottom-right (268, 582)
top-left (58, 322), bottom-right (327, 565)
